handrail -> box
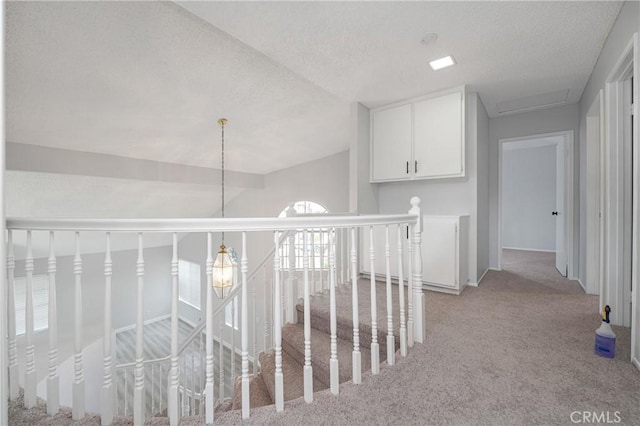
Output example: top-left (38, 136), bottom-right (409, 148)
top-left (116, 354), bottom-right (170, 369)
top-left (6, 213), bottom-right (418, 232)
top-left (114, 230), bottom-right (291, 368)
top-left (176, 230), bottom-right (291, 355)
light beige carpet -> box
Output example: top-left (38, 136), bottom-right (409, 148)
top-left (9, 249), bottom-right (640, 425)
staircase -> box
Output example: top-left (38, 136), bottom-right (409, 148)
top-left (5, 198), bottom-right (424, 425)
top-left (222, 278), bottom-right (404, 411)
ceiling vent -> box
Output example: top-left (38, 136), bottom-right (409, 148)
top-left (497, 89), bottom-right (569, 115)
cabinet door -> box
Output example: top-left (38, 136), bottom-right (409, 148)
top-left (371, 104), bottom-right (412, 182)
top-left (422, 218), bottom-right (457, 288)
top-left (414, 92), bottom-right (464, 178)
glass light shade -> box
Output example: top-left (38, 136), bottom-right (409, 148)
top-left (212, 244), bottom-right (234, 299)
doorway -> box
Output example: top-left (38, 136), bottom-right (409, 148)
top-left (497, 131), bottom-right (575, 279)
top-left (603, 33), bottom-right (637, 369)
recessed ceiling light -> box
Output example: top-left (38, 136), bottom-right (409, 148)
top-left (429, 55), bottom-right (456, 71)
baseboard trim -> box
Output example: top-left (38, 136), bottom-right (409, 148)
top-left (489, 267), bottom-right (502, 272)
top-left (468, 268), bottom-right (490, 287)
top-left (577, 279), bottom-right (586, 292)
top-left (179, 316), bottom-right (199, 328)
top-left (632, 357), bottom-right (640, 372)
top-left (502, 246), bottom-right (556, 253)
top-left (115, 314), bottom-right (172, 334)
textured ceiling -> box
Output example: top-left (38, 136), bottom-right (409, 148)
top-left (4, 0), bottom-right (625, 252)
top-left (5, 1), bottom-right (623, 176)
top-left (179, 1), bottom-right (622, 115)
top-left (5, 1), bottom-right (349, 175)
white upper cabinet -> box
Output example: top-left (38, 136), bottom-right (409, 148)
top-left (371, 104), bottom-right (412, 182)
top-left (370, 87), bottom-right (465, 182)
top-left (414, 91), bottom-right (464, 178)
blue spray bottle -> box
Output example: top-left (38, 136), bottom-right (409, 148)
top-left (594, 305), bottom-right (616, 359)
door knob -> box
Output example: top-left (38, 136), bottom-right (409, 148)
top-left (552, 211), bottom-right (558, 216)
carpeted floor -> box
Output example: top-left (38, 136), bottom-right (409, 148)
top-left (9, 249), bottom-right (640, 425)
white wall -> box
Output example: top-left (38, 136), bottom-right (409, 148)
top-left (350, 102), bottom-right (379, 214)
top-left (489, 103), bottom-right (579, 271)
top-left (177, 151), bottom-right (350, 342)
top-left (578, 1), bottom-right (639, 285)
top-left (502, 144), bottom-right (557, 251)
top-left (476, 97), bottom-right (490, 280)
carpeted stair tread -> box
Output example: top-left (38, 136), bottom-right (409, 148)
top-left (259, 349), bottom-right (327, 403)
top-left (231, 372), bottom-right (272, 410)
top-left (214, 399), bottom-right (233, 414)
top-left (297, 280), bottom-right (402, 360)
top-left (282, 322), bottom-right (372, 387)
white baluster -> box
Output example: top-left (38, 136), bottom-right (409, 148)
top-left (190, 352), bottom-right (195, 415)
top-left (311, 229), bottom-right (317, 294)
top-left (286, 226), bottom-right (297, 323)
top-left (273, 231), bottom-right (284, 411)
top-left (6, 231), bottom-right (18, 399)
top-left (102, 233), bottom-right (114, 425)
top-left (205, 233), bottom-right (214, 424)
top-left (397, 225), bottom-right (408, 357)
top-left (340, 228), bottom-right (346, 286)
top-left (369, 226), bottom-right (380, 375)
top-left (303, 230), bottom-right (313, 402)
top-left (410, 197), bottom-right (425, 343)
top-left (240, 232), bottom-right (250, 419)
top-left (219, 314), bottom-right (224, 402)
top-left (200, 342), bottom-right (205, 415)
top-left (320, 230), bottom-right (325, 292)
top-left (384, 225), bottom-right (395, 366)
top-left (134, 233), bottom-right (145, 425)
top-left (181, 356), bottom-right (186, 416)
top-left (328, 228), bottom-right (339, 394)
top-left (351, 227), bottom-right (361, 384)
top-left (231, 296), bottom-right (236, 385)
top-left (168, 233), bottom-right (180, 425)
top-left (263, 264), bottom-right (270, 354)
top-left (407, 225), bottom-right (414, 348)
top-left (159, 365), bottom-right (164, 414)
top-left (253, 273), bottom-right (258, 373)
top-left (151, 364), bottom-right (155, 416)
top-left (73, 232), bottom-right (85, 419)
top-left (46, 231), bottom-right (59, 415)
top-left (24, 230), bottom-right (37, 408)
top-left (124, 370), bottom-right (128, 417)
top-left (346, 233), bottom-right (353, 290)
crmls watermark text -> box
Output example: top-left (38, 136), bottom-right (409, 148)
top-left (570, 411), bottom-right (622, 424)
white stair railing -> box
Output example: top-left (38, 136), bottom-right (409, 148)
top-left (5, 197), bottom-right (423, 424)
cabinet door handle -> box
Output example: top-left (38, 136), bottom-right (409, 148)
top-left (415, 160), bottom-right (418, 173)
top-left (406, 161), bottom-right (409, 174)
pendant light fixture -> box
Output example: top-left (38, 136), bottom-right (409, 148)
top-left (212, 118), bottom-right (233, 298)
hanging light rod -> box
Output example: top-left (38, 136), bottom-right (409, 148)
top-left (212, 117), bottom-right (233, 299)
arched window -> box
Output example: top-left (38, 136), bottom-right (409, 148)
top-left (277, 201), bottom-right (328, 217)
top-left (278, 201), bottom-right (329, 270)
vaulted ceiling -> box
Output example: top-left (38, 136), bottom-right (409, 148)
top-left (4, 1), bottom-right (624, 224)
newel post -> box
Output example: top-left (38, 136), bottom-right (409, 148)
top-left (409, 197), bottom-right (425, 343)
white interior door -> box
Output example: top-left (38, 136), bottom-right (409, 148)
top-left (555, 141), bottom-right (567, 276)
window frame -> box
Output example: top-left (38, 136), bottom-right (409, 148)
top-left (178, 258), bottom-right (202, 311)
top-left (14, 274), bottom-right (49, 335)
